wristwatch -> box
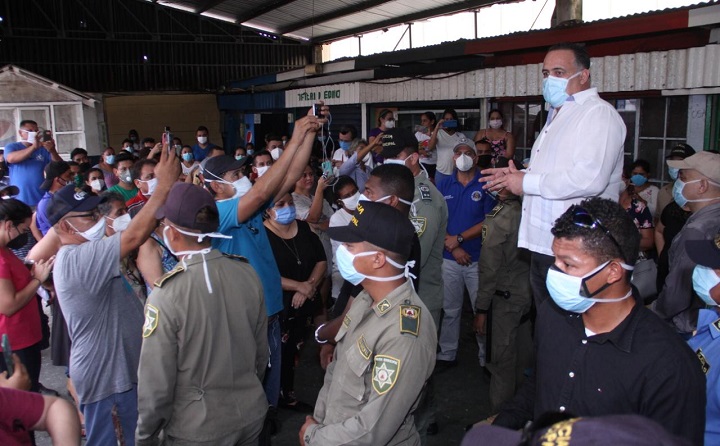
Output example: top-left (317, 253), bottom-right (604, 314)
top-left (457, 234), bottom-right (464, 244)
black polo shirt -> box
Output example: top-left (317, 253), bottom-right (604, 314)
top-left (494, 293), bottom-right (706, 445)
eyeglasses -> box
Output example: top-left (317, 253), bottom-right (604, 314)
top-left (67, 211), bottom-right (100, 222)
top-left (570, 205), bottom-right (625, 261)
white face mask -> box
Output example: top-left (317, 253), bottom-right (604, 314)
top-left (384, 120), bottom-right (396, 129)
top-left (107, 213), bottom-right (131, 232)
top-left (139, 178), bottom-right (158, 196)
top-left (270, 148), bottom-right (283, 160)
top-left (197, 136), bottom-right (208, 145)
top-left (255, 165), bottom-right (270, 178)
top-left (90, 179), bottom-right (105, 191)
top-left (21, 130), bottom-right (37, 143)
top-left (162, 224), bottom-right (231, 293)
top-left (384, 155), bottom-right (411, 167)
top-left (488, 119), bottom-right (503, 129)
top-left (341, 191), bottom-right (361, 211)
top-left (455, 154), bottom-right (474, 172)
top-left (69, 218), bottom-right (107, 242)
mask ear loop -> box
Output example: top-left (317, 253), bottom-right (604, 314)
top-left (165, 224), bottom-right (232, 293)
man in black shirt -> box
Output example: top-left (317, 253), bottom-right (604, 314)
top-left (493, 197), bottom-right (706, 445)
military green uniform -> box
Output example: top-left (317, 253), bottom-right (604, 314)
top-left (136, 250), bottom-right (269, 446)
top-left (304, 280), bottom-right (437, 445)
top-left (475, 198), bottom-right (533, 413)
top-left (410, 170), bottom-right (448, 327)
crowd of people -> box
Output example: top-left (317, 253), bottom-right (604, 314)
top-left (0, 41), bottom-right (719, 446)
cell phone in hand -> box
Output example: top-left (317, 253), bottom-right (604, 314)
top-left (321, 160), bottom-right (333, 177)
top-left (443, 120), bottom-right (458, 129)
top-left (162, 127), bottom-right (172, 152)
top-left (40, 130), bottom-right (52, 143)
top-left (2, 334), bottom-right (13, 377)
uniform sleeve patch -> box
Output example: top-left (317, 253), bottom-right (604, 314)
top-left (357, 335), bottom-right (372, 360)
top-left (343, 315), bottom-right (351, 328)
top-left (400, 305), bottom-right (421, 337)
top-left (372, 355), bottom-right (400, 395)
top-left (410, 217), bottom-right (427, 237)
top-left (143, 304), bottom-right (159, 338)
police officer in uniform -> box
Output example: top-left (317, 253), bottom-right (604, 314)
top-left (474, 158), bottom-right (533, 414)
top-left (136, 183), bottom-right (268, 446)
top-left (300, 201), bottom-right (437, 445)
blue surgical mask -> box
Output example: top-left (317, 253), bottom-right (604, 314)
top-left (543, 71), bottom-right (582, 108)
top-left (339, 140), bottom-right (352, 151)
top-left (693, 265), bottom-right (720, 306)
top-left (247, 149), bottom-right (254, 156)
top-left (182, 153), bottom-right (193, 162)
top-left (668, 167), bottom-right (679, 180)
top-left (630, 174), bottom-right (647, 186)
top-left (335, 244), bottom-right (412, 286)
top-left (546, 262), bottom-right (633, 313)
top-left (105, 155), bottom-right (115, 165)
top-left (671, 178), bottom-right (720, 208)
top-left (273, 205), bottom-right (296, 225)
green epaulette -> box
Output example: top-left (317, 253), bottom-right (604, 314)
top-left (222, 253), bottom-right (250, 263)
top-left (153, 264), bottom-right (186, 288)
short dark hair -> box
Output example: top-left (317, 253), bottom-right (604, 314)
top-left (339, 125), bottom-right (358, 140)
top-left (631, 159), bottom-right (651, 174)
top-left (265, 134), bottom-right (282, 143)
top-left (141, 137), bottom-right (155, 146)
top-left (488, 108), bottom-right (503, 120)
top-left (67, 161), bottom-right (79, 168)
top-left (442, 108), bottom-right (458, 121)
top-left (252, 150), bottom-right (272, 165)
top-left (370, 164), bottom-right (415, 208)
top-left (70, 148), bottom-right (88, 159)
top-left (114, 152), bottom-right (135, 165)
top-left (122, 138), bottom-right (132, 145)
top-left (85, 167), bottom-right (104, 182)
top-left (548, 42), bottom-right (591, 70)
top-left (0, 198), bottom-right (32, 225)
top-left (19, 120), bottom-right (37, 128)
top-left (551, 197), bottom-right (640, 267)
top-left (197, 126), bottom-right (209, 133)
top-left (131, 159), bottom-right (157, 181)
top-left (333, 175), bottom-right (358, 195)
top-left (192, 206), bottom-right (220, 234)
top-left (98, 191), bottom-right (126, 216)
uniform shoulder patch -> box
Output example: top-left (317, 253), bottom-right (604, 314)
top-left (697, 347), bottom-right (711, 375)
top-left (222, 253), bottom-right (249, 263)
top-left (400, 305), bottom-right (421, 336)
top-left (153, 264), bottom-right (186, 288)
top-left (372, 355), bottom-right (400, 395)
top-left (487, 203), bottom-right (504, 218)
top-left (410, 216), bottom-right (427, 237)
top-left (376, 299), bottom-right (391, 314)
top-left (143, 304), bottom-right (159, 338)
top-left (418, 183), bottom-right (432, 201)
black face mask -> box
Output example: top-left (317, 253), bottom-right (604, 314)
top-left (7, 230), bottom-right (28, 250)
top-left (477, 154), bottom-right (493, 169)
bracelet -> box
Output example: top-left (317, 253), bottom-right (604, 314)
top-left (315, 323), bottom-right (328, 344)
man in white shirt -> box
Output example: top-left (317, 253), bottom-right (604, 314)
top-left (481, 42), bottom-right (626, 305)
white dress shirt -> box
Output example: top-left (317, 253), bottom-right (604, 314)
top-left (519, 87), bottom-right (627, 256)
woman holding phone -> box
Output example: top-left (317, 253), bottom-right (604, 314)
top-left (0, 199), bottom-right (54, 391)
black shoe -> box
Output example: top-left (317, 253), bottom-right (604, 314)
top-left (434, 359), bottom-right (458, 373)
top-left (38, 382), bottom-right (59, 396)
top-left (279, 391), bottom-right (315, 413)
top-left (426, 422), bottom-right (439, 436)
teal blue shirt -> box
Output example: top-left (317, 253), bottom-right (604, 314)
top-left (213, 197), bottom-right (283, 316)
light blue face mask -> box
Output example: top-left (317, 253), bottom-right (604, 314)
top-left (546, 261), bottom-right (634, 313)
top-left (671, 178), bottom-right (720, 208)
top-left (668, 167), bottom-right (679, 181)
top-left (182, 153), bottom-right (193, 162)
top-left (339, 140), bottom-right (352, 151)
top-left (630, 174), bottom-right (647, 187)
top-left (273, 205), bottom-right (296, 225)
top-left (335, 244), bottom-right (414, 286)
top-left (693, 265), bottom-right (720, 306)
top-left (543, 71), bottom-right (582, 108)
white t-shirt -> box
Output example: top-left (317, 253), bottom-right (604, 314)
top-left (436, 130), bottom-right (467, 175)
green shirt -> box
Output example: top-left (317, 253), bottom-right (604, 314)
top-left (108, 183), bottom-right (138, 203)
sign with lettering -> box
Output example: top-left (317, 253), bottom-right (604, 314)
top-left (285, 83), bottom-right (360, 107)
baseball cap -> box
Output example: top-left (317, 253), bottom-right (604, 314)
top-left (667, 151), bottom-right (720, 183)
top-left (327, 201), bottom-right (415, 260)
top-left (156, 183), bottom-right (219, 231)
top-left (0, 178), bottom-right (19, 197)
top-left (686, 231), bottom-right (720, 269)
top-left (666, 143), bottom-right (695, 159)
top-left (202, 155), bottom-right (247, 182)
top-left (453, 138), bottom-right (476, 153)
top-left (461, 414), bottom-right (691, 446)
top-left (380, 128), bottom-right (419, 159)
top-left (46, 184), bottom-right (102, 226)
top-left (40, 161), bottom-right (70, 191)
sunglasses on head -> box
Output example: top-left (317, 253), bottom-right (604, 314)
top-left (570, 205), bottom-right (625, 262)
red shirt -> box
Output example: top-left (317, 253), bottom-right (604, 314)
top-left (126, 191), bottom-right (149, 216)
top-left (0, 387), bottom-right (43, 445)
top-left (0, 247), bottom-right (41, 351)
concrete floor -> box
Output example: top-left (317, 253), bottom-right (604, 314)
top-left (35, 305), bottom-right (493, 445)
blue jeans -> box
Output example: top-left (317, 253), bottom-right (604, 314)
top-left (263, 315), bottom-right (282, 407)
top-left (81, 385), bottom-right (137, 446)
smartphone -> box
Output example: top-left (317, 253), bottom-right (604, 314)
top-left (2, 334), bottom-right (13, 377)
top-left (40, 130), bottom-right (52, 142)
top-left (321, 160), bottom-right (333, 177)
top-left (443, 120), bottom-right (458, 129)
top-left (312, 104), bottom-right (322, 117)
top-left (162, 127), bottom-right (172, 151)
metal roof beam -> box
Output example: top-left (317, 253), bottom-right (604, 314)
top-left (195, 0), bottom-right (228, 14)
top-left (278, 0), bottom-right (389, 35)
top-left (236, 0), bottom-right (298, 24)
top-left (309, 0), bottom-right (500, 43)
